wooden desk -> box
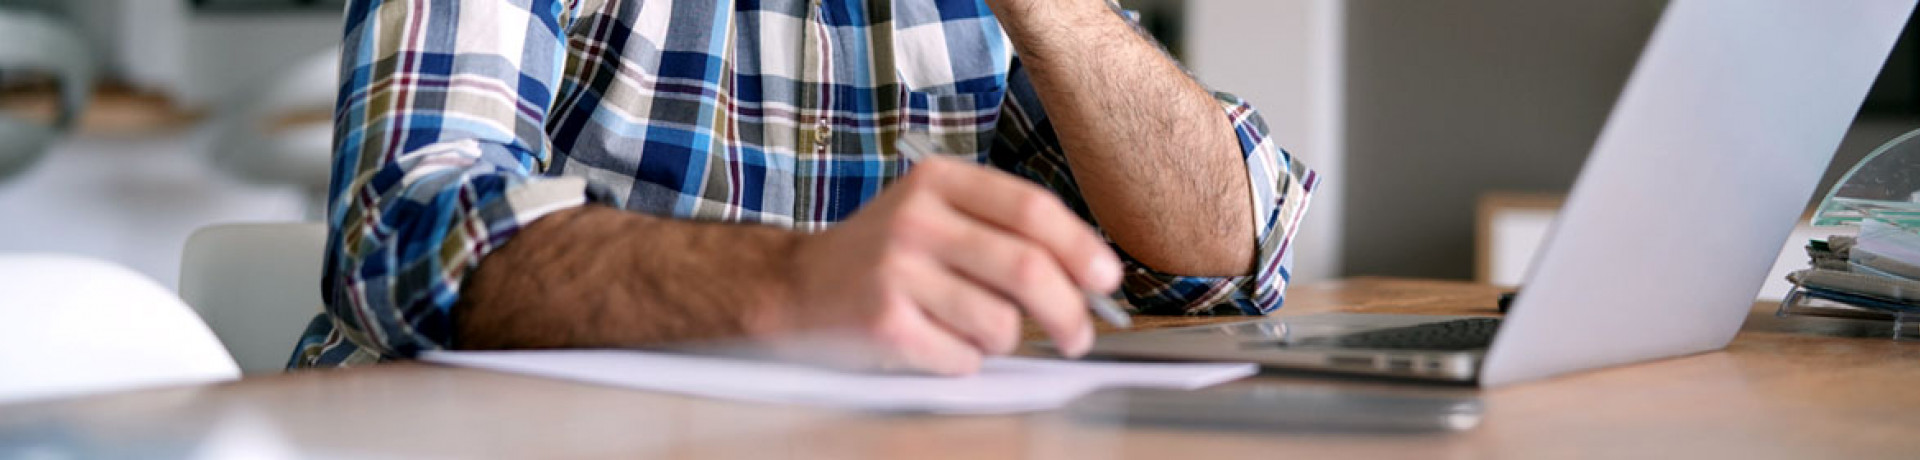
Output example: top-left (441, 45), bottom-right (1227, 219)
top-left (4, 278), bottom-right (1918, 458)
top-left (0, 83), bottom-right (206, 135)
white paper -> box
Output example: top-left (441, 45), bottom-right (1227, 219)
top-left (421, 349), bottom-right (1255, 414)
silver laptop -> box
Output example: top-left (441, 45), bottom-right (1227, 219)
top-left (1088, 0), bottom-right (1915, 387)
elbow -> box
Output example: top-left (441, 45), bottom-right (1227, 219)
top-left (1116, 224), bottom-right (1256, 278)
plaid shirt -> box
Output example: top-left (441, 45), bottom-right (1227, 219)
top-left (297, 0), bottom-right (1316, 367)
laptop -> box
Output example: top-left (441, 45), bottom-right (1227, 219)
top-left (1086, 0), bottom-right (1916, 387)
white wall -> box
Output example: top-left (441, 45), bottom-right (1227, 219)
top-left (1340, 0), bottom-right (1917, 281)
top-left (1342, 0), bottom-right (1666, 279)
top-left (1185, 0), bottom-right (1346, 285)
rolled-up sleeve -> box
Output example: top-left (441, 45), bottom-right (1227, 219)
top-left (322, 0), bottom-right (588, 358)
top-left (988, 63), bottom-right (1317, 317)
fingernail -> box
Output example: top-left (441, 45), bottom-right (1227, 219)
top-left (1089, 255), bottom-right (1122, 289)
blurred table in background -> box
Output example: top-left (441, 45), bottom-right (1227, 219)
top-left (3, 278), bottom-right (1918, 458)
top-left (1476, 191), bottom-right (1847, 300)
top-left (1, 83), bottom-right (207, 136)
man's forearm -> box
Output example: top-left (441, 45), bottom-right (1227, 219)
top-left (988, 0), bottom-right (1255, 277)
top-left (454, 206), bottom-right (799, 350)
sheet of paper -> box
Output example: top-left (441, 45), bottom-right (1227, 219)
top-left (421, 349), bottom-right (1255, 414)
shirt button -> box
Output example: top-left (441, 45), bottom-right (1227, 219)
top-left (814, 122), bottom-right (832, 144)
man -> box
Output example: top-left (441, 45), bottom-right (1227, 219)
top-left (298, 0), bottom-right (1315, 375)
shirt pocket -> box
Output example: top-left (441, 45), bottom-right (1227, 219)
top-left (889, 0), bottom-right (1011, 95)
top-left (889, 0), bottom-right (1011, 160)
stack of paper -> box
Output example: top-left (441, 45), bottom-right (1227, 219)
top-left (1789, 219), bottom-right (1920, 313)
top-left (422, 350), bottom-right (1255, 415)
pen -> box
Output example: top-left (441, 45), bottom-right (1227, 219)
top-left (893, 133), bottom-right (1133, 329)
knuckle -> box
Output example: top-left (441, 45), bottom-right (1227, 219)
top-left (871, 256), bottom-right (914, 293)
top-left (1009, 247), bottom-right (1055, 292)
top-left (1014, 188), bottom-right (1061, 227)
top-left (883, 179), bottom-right (933, 214)
top-left (982, 308), bottom-right (1022, 354)
top-left (904, 171), bottom-right (936, 194)
top-left (885, 206), bottom-right (935, 243)
top-left (905, 159), bottom-right (949, 184)
top-left (868, 305), bottom-right (920, 349)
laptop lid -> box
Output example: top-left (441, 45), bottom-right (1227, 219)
top-left (1479, 0), bottom-right (1914, 387)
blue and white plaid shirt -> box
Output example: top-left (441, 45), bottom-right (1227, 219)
top-left (299, 0), bottom-right (1316, 367)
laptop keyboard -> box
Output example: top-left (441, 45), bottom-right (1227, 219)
top-left (1289, 317), bottom-right (1502, 351)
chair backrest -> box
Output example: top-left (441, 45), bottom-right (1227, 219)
top-left (179, 222), bottom-right (327, 374)
top-left (0, 255), bottom-right (239, 404)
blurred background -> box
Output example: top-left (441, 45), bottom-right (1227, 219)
top-left (0, 0), bottom-right (340, 289)
top-left (1, 0), bottom-right (1917, 291)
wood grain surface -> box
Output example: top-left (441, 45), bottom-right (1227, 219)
top-left (3, 277), bottom-right (1915, 459)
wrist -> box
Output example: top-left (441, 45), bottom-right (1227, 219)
top-left (741, 227), bottom-right (807, 341)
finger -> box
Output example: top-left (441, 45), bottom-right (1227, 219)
top-left (896, 255), bottom-right (1024, 355)
top-left (911, 158), bottom-right (1122, 292)
top-left (871, 302), bottom-right (986, 376)
top-left (903, 201), bottom-right (1094, 357)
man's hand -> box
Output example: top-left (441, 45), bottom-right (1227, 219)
top-left (458, 157), bottom-right (1121, 377)
top-left (761, 157), bottom-right (1123, 375)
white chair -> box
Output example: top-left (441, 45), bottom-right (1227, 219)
top-left (179, 222), bottom-right (328, 375)
top-left (0, 254), bottom-right (238, 404)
